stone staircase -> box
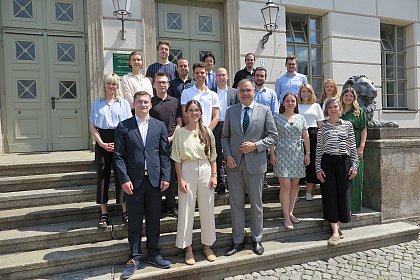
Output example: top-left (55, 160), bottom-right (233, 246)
top-left (0, 151), bottom-right (418, 280)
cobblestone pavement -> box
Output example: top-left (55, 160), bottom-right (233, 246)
top-left (225, 221), bottom-right (420, 280)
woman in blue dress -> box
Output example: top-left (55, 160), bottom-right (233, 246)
top-left (269, 93), bottom-right (310, 230)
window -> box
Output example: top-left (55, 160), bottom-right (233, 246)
top-left (381, 24), bottom-right (407, 109)
top-left (286, 14), bottom-right (323, 96)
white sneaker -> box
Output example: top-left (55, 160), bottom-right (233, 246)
top-left (305, 192), bottom-right (313, 201)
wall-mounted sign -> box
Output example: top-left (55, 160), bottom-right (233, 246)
top-left (112, 53), bottom-right (131, 76)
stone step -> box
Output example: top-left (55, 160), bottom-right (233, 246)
top-left (0, 199), bottom-right (324, 254)
top-left (0, 185), bottom-right (98, 210)
top-left (0, 171), bottom-right (96, 192)
top-left (0, 209), bottom-right (390, 280)
top-left (37, 221), bottom-right (420, 280)
top-left (0, 186), bottom-right (318, 230)
top-left (0, 151), bottom-right (95, 177)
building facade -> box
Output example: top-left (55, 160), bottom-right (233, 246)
top-left (0, 0), bottom-right (419, 153)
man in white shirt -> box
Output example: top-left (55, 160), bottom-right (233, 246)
top-left (180, 62), bottom-right (220, 130)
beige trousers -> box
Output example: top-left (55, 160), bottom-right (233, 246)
top-left (175, 159), bottom-right (216, 248)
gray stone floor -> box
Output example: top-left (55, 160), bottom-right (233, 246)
top-left (225, 220), bottom-right (420, 280)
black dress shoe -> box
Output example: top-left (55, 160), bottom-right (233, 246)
top-left (252, 241), bottom-right (264, 255)
top-left (224, 242), bottom-right (245, 256)
top-left (166, 207), bottom-right (178, 217)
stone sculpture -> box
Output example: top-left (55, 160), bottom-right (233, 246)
top-left (343, 75), bottom-right (399, 127)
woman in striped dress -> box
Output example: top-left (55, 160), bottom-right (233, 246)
top-left (315, 97), bottom-right (358, 246)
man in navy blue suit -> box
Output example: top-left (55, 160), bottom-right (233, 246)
top-left (115, 91), bottom-right (172, 279)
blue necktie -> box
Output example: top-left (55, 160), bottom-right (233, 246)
top-left (208, 72), bottom-right (213, 87)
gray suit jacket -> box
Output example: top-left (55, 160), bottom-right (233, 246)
top-left (221, 102), bottom-right (277, 174)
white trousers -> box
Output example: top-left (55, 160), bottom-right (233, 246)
top-left (175, 159), bottom-right (216, 248)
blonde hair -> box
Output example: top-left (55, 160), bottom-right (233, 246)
top-left (323, 97), bottom-right (342, 117)
top-left (340, 87), bottom-right (361, 117)
top-left (319, 79), bottom-right (339, 102)
top-left (103, 73), bottom-right (122, 99)
top-left (297, 84), bottom-right (317, 104)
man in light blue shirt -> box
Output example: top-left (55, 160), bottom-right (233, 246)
top-left (253, 67), bottom-right (279, 115)
top-left (275, 55), bottom-right (307, 103)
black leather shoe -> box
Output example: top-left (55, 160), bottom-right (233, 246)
top-left (121, 259), bottom-right (141, 279)
top-left (166, 207), bottom-right (178, 218)
top-left (225, 242), bottom-right (245, 256)
top-left (252, 241), bottom-right (264, 255)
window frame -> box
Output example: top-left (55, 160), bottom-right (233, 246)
top-left (381, 24), bottom-right (407, 110)
top-left (286, 13), bottom-right (323, 97)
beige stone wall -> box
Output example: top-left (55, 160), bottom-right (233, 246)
top-left (364, 128), bottom-right (420, 220)
top-left (237, 0), bottom-right (420, 128)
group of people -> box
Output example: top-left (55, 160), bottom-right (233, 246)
top-left (89, 39), bottom-right (368, 279)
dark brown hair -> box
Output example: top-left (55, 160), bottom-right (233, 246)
top-left (279, 93), bottom-right (299, 114)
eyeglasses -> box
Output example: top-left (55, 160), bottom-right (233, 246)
top-left (239, 89), bottom-right (254, 94)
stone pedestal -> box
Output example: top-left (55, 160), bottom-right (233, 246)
top-left (364, 128), bottom-right (420, 221)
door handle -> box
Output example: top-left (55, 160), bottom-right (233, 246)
top-left (51, 96), bottom-right (60, 110)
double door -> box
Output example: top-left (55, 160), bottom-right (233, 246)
top-left (1, 0), bottom-right (88, 152)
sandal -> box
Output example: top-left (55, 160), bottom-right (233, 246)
top-left (122, 212), bottom-right (129, 224)
top-left (98, 213), bottom-right (109, 228)
top-left (327, 235), bottom-right (340, 246)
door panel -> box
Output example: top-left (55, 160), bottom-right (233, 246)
top-left (158, 3), bottom-right (189, 39)
top-left (4, 33), bottom-right (48, 152)
top-left (45, 0), bottom-right (84, 32)
top-left (189, 7), bottom-right (222, 41)
top-left (1, 0), bottom-right (43, 29)
top-left (190, 41), bottom-right (223, 68)
top-left (167, 39), bottom-right (190, 63)
top-left (48, 36), bottom-right (88, 150)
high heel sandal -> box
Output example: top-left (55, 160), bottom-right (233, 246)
top-left (122, 212), bottom-right (129, 224)
top-left (98, 213), bottom-right (109, 228)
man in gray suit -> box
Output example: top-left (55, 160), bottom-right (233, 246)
top-left (222, 79), bottom-right (277, 256)
top-left (211, 67), bottom-right (239, 194)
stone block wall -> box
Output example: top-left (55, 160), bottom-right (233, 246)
top-left (364, 128), bottom-right (420, 221)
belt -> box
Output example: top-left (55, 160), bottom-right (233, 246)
top-left (218, 121), bottom-right (224, 125)
top-left (144, 170), bottom-right (148, 176)
top-left (325, 153), bottom-right (347, 157)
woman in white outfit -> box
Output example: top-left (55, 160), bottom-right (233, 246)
top-left (171, 100), bottom-right (217, 265)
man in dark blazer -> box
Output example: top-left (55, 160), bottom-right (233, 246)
top-left (211, 67), bottom-right (239, 194)
top-left (114, 91), bottom-right (172, 279)
top-left (222, 79), bottom-right (277, 256)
